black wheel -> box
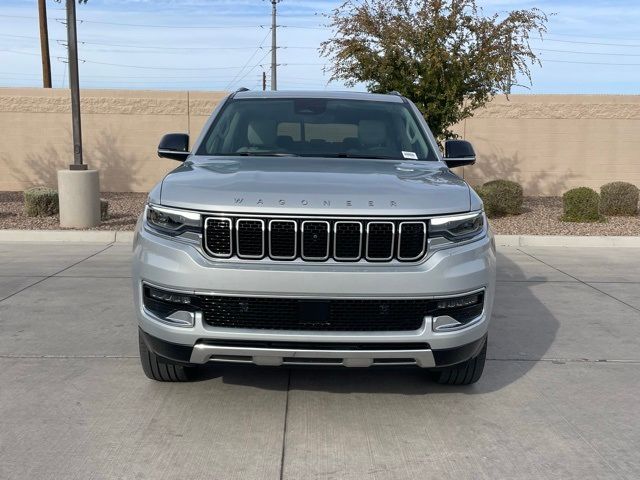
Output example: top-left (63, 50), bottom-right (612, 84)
top-left (138, 332), bottom-right (195, 382)
top-left (433, 339), bottom-right (487, 385)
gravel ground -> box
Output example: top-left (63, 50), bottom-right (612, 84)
top-left (0, 191), bottom-right (146, 230)
top-left (1, 192), bottom-right (639, 235)
top-left (489, 196), bottom-right (640, 236)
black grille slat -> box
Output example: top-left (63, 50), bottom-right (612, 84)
top-left (366, 222), bottom-right (394, 260)
top-left (269, 220), bottom-right (296, 259)
top-left (302, 221), bottom-right (329, 260)
top-left (201, 296), bottom-right (432, 331)
top-left (334, 222), bottom-right (362, 260)
top-left (236, 220), bottom-right (264, 258)
top-left (398, 222), bottom-right (426, 260)
top-left (204, 218), bottom-right (232, 257)
top-left (203, 215), bottom-right (428, 262)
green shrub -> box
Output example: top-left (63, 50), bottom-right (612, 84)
top-left (561, 187), bottom-right (604, 222)
top-left (24, 187), bottom-right (59, 217)
top-left (100, 199), bottom-right (109, 221)
top-left (600, 182), bottom-right (639, 216)
top-left (476, 179), bottom-right (523, 218)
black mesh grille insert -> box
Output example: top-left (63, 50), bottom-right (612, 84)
top-left (270, 220), bottom-right (296, 258)
top-left (236, 220), bottom-right (264, 258)
top-left (367, 222), bottom-right (394, 260)
top-left (399, 222), bottom-right (426, 260)
top-left (302, 221), bottom-right (329, 259)
top-left (205, 218), bottom-right (232, 256)
top-left (201, 296), bottom-right (432, 331)
top-left (334, 222), bottom-right (362, 260)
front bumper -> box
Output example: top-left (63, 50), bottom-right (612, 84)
top-left (140, 328), bottom-right (487, 368)
top-left (133, 226), bottom-right (496, 368)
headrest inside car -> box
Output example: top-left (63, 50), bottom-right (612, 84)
top-left (358, 120), bottom-right (387, 146)
top-left (248, 119), bottom-right (277, 146)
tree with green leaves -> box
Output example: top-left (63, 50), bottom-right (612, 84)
top-left (320, 0), bottom-right (548, 139)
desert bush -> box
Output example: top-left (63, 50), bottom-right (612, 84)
top-left (24, 187), bottom-right (59, 217)
top-left (476, 179), bottom-right (523, 218)
top-left (600, 181), bottom-right (639, 216)
top-left (561, 187), bottom-right (603, 222)
top-left (100, 199), bottom-right (109, 221)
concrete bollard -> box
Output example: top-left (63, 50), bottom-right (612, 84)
top-left (57, 169), bottom-right (101, 228)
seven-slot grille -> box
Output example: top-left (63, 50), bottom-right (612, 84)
top-left (204, 216), bottom-right (428, 262)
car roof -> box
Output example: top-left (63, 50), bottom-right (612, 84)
top-left (233, 90), bottom-right (405, 103)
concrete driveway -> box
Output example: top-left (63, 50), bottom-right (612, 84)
top-left (1, 242), bottom-right (639, 480)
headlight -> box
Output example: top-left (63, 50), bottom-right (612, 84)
top-left (429, 211), bottom-right (485, 242)
top-left (145, 204), bottom-right (201, 234)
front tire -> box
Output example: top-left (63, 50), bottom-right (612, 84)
top-left (138, 332), bottom-right (195, 382)
top-left (433, 339), bottom-right (487, 385)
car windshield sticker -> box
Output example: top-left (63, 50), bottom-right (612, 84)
top-left (402, 151), bottom-right (418, 160)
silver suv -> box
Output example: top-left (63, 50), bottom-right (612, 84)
top-left (133, 90), bottom-right (495, 385)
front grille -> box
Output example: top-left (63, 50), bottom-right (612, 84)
top-left (204, 215), bottom-right (428, 262)
top-left (366, 222), bottom-right (395, 260)
top-left (204, 218), bottom-right (232, 257)
top-left (200, 296), bottom-right (434, 331)
top-left (302, 221), bottom-right (330, 260)
top-left (236, 219), bottom-right (264, 258)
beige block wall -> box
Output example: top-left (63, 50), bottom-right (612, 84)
top-left (459, 95), bottom-right (640, 195)
top-left (0, 88), bottom-right (225, 192)
top-left (1, 89), bottom-right (639, 195)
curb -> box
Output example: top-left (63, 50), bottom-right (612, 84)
top-left (494, 235), bottom-right (640, 247)
top-left (0, 230), bottom-right (638, 247)
top-left (0, 229), bottom-right (134, 243)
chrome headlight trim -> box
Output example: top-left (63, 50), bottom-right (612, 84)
top-left (428, 210), bottom-right (487, 250)
top-left (144, 204), bottom-right (202, 243)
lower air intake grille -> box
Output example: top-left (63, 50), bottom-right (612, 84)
top-left (200, 296), bottom-right (432, 331)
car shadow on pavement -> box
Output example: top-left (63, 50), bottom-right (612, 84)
top-left (195, 251), bottom-right (559, 394)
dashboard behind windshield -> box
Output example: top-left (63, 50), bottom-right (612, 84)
top-left (196, 97), bottom-right (437, 161)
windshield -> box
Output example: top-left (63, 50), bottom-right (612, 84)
top-left (196, 98), bottom-right (437, 161)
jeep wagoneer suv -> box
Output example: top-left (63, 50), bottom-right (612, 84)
top-left (133, 90), bottom-right (495, 385)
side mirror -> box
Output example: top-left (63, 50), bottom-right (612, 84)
top-left (158, 133), bottom-right (190, 161)
top-left (444, 139), bottom-right (476, 168)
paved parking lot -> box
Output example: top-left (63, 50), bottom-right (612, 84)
top-left (1, 242), bottom-right (639, 480)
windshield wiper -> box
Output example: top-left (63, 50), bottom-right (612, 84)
top-left (328, 153), bottom-right (400, 160)
top-left (222, 152), bottom-right (300, 157)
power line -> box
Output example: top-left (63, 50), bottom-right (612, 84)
top-left (63, 57), bottom-right (281, 71)
top-left (0, 33), bottom-right (314, 52)
top-left (0, 49), bottom-right (42, 56)
top-left (232, 48), bottom-right (274, 89)
top-left (535, 48), bottom-right (640, 57)
top-left (532, 37), bottom-right (640, 48)
top-left (544, 59), bottom-right (640, 66)
top-left (224, 28), bottom-right (272, 90)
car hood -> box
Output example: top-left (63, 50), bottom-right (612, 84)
top-left (159, 156), bottom-right (471, 216)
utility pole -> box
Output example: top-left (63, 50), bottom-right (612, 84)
top-left (58, 0), bottom-right (100, 228)
top-left (66, 0), bottom-right (84, 169)
top-left (262, 71), bottom-right (267, 91)
top-left (270, 0), bottom-right (278, 91)
top-left (37, 0), bottom-right (52, 88)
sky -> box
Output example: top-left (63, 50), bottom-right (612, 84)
top-left (1, 0), bottom-right (640, 93)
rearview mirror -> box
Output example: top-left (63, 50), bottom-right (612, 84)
top-left (444, 140), bottom-right (476, 168)
top-left (158, 133), bottom-right (190, 161)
